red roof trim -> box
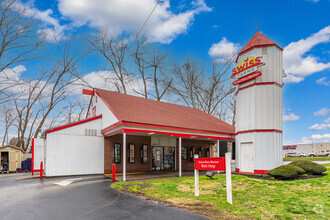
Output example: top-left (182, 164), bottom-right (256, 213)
top-left (102, 121), bottom-right (122, 133)
top-left (236, 129), bottom-right (282, 135)
top-left (85, 90), bottom-right (94, 119)
top-left (104, 128), bottom-right (123, 137)
top-left (82, 89), bottom-right (94, 96)
top-left (45, 115), bottom-right (102, 134)
top-left (235, 82), bottom-right (283, 96)
top-left (104, 128), bottom-right (234, 140)
top-left (122, 121), bottom-right (235, 136)
top-left (94, 90), bottom-right (120, 121)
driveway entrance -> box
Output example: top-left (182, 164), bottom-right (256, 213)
top-left (0, 174), bottom-right (206, 220)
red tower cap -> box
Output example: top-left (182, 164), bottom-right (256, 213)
top-left (236, 31), bottom-right (282, 62)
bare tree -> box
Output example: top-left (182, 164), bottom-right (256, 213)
top-left (171, 57), bottom-right (204, 108)
top-left (33, 39), bottom-right (81, 138)
top-left (133, 37), bottom-right (150, 98)
top-left (89, 28), bottom-right (130, 94)
top-left (226, 94), bottom-right (236, 126)
top-left (6, 39), bottom-right (81, 152)
top-left (0, 105), bottom-right (15, 145)
top-left (133, 36), bottom-right (172, 100)
top-left (58, 97), bottom-right (88, 124)
top-left (0, 0), bottom-right (45, 104)
top-left (171, 57), bottom-right (235, 120)
top-left (197, 60), bottom-right (234, 115)
top-left (0, 0), bottom-right (45, 72)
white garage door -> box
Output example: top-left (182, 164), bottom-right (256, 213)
top-left (45, 133), bottom-right (104, 177)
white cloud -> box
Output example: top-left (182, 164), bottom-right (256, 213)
top-left (314, 107), bottom-right (330, 116)
top-left (67, 70), bottom-right (152, 97)
top-left (309, 117), bottom-right (330, 130)
top-left (301, 133), bottom-right (330, 143)
top-left (0, 65), bottom-right (26, 92)
top-left (58, 0), bottom-right (211, 44)
top-left (283, 113), bottom-right (300, 122)
top-left (283, 25), bottom-right (330, 83)
top-left (208, 37), bottom-right (240, 62)
top-left (12, 1), bottom-right (67, 41)
top-left (316, 77), bottom-right (330, 86)
top-left (0, 65), bottom-right (54, 101)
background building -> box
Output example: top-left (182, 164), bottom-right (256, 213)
top-left (283, 143), bottom-right (330, 157)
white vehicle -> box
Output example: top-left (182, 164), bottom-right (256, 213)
top-left (285, 152), bottom-right (306, 158)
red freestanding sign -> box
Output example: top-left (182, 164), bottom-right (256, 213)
top-left (194, 157), bottom-right (226, 171)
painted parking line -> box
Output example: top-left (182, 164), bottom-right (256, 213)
top-left (54, 178), bottom-right (83, 187)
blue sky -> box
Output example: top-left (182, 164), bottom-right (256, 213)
top-left (4, 0), bottom-right (330, 144)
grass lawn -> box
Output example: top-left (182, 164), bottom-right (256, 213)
top-left (283, 157), bottom-right (330, 161)
top-left (112, 164), bottom-right (330, 219)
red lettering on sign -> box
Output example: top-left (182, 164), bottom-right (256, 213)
top-left (194, 157), bottom-right (226, 171)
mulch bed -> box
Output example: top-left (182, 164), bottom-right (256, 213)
top-left (245, 173), bottom-right (327, 181)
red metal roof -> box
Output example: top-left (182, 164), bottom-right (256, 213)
top-left (95, 88), bottom-right (235, 135)
top-left (236, 31), bottom-right (282, 62)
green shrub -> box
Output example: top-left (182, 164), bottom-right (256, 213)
top-left (290, 160), bottom-right (326, 175)
top-left (268, 165), bottom-right (305, 180)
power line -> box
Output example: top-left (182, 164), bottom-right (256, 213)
top-left (128, 0), bottom-right (161, 50)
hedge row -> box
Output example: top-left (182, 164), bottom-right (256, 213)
top-left (268, 160), bottom-right (326, 179)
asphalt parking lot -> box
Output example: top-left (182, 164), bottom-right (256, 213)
top-left (0, 173), bottom-right (207, 220)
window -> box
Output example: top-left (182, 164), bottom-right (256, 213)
top-left (114, 143), bottom-right (121, 164)
top-left (262, 47), bottom-right (267, 54)
top-left (128, 144), bottom-right (135, 163)
top-left (141, 144), bottom-right (148, 163)
top-left (181, 147), bottom-right (188, 159)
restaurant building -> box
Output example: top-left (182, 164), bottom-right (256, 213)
top-left (41, 88), bottom-right (235, 178)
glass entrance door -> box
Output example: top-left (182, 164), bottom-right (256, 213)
top-left (163, 147), bottom-right (175, 170)
top-left (152, 147), bottom-right (175, 171)
top-left (152, 147), bottom-right (163, 171)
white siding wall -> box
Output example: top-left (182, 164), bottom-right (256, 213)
top-left (46, 134), bottom-right (104, 176)
top-left (88, 93), bottom-right (119, 129)
top-left (236, 132), bottom-right (283, 171)
top-left (34, 138), bottom-right (45, 170)
top-left (52, 119), bottom-right (102, 136)
top-left (236, 85), bottom-right (283, 131)
top-left (45, 118), bottom-right (104, 177)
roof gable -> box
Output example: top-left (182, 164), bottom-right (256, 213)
top-left (236, 31), bottom-right (282, 62)
top-left (0, 145), bottom-right (24, 152)
top-left (95, 88), bottom-right (235, 134)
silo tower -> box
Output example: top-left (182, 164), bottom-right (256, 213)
top-left (233, 31), bottom-right (284, 174)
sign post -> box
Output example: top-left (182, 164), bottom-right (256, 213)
top-left (194, 155), bottom-right (232, 204)
top-left (194, 154), bottom-right (199, 196)
top-left (225, 152), bottom-right (232, 204)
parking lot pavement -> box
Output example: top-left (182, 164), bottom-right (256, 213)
top-left (0, 174), bottom-right (207, 220)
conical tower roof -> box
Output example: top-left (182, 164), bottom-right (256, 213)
top-left (236, 31), bottom-right (282, 62)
